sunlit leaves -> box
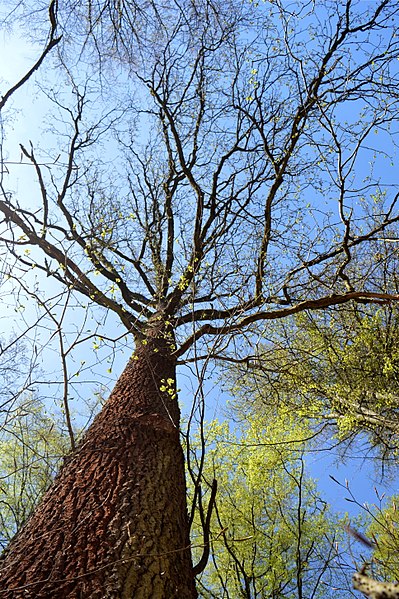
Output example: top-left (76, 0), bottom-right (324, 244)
top-left (0, 399), bottom-right (69, 550)
top-left (190, 414), bottom-right (348, 598)
top-left (230, 304), bottom-right (399, 458)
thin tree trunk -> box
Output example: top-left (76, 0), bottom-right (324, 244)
top-left (0, 331), bottom-right (197, 598)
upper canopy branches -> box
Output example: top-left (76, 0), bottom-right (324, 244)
top-left (1, 0), bottom-right (399, 355)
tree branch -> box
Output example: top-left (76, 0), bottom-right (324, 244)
top-left (0, 0), bottom-right (61, 112)
top-left (174, 291), bottom-right (399, 357)
top-left (192, 479), bottom-right (218, 577)
top-left (353, 567), bottom-right (399, 599)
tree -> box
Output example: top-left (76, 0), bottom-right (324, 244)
top-left (1, 0), bottom-right (399, 596)
top-left (227, 303), bottom-right (399, 460)
top-left (189, 416), bottom-right (351, 599)
top-left (349, 492), bottom-right (399, 598)
top-left (353, 569), bottom-right (399, 599)
top-left (0, 396), bottom-right (68, 551)
top-left (365, 497), bottom-right (399, 584)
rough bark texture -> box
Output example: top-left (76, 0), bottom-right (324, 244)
top-left (353, 571), bottom-right (399, 599)
top-left (0, 331), bottom-right (197, 598)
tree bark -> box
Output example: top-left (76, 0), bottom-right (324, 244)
top-left (0, 330), bottom-right (197, 598)
top-left (353, 570), bottom-right (399, 599)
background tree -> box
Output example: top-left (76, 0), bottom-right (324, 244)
top-left (228, 302), bottom-right (399, 461)
top-left (1, 0), bottom-right (399, 596)
top-left (365, 494), bottom-right (399, 586)
top-left (0, 396), bottom-right (68, 552)
top-left (324, 481), bottom-right (399, 599)
top-left (189, 415), bottom-right (351, 599)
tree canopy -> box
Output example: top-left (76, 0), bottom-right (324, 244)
top-left (2, 0), bottom-right (399, 357)
top-left (190, 415), bottom-right (350, 599)
top-left (1, 0), bottom-right (399, 597)
top-left (226, 304), bottom-right (399, 460)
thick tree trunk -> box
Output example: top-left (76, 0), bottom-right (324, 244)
top-left (0, 331), bottom-right (197, 598)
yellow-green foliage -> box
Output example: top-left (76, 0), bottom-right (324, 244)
top-left (367, 497), bottom-right (399, 582)
top-left (0, 399), bottom-right (69, 550)
top-left (191, 413), bottom-right (347, 598)
top-left (230, 305), bottom-right (399, 455)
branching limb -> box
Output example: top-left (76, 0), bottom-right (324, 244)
top-left (175, 291), bottom-right (399, 357)
top-left (353, 566), bottom-right (399, 599)
top-left (0, 0), bottom-right (61, 112)
top-left (193, 479), bottom-right (217, 577)
top-left (0, 198), bottom-right (142, 333)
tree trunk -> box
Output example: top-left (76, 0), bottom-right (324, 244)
top-left (0, 330), bottom-right (197, 598)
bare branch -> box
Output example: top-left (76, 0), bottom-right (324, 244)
top-left (0, 0), bottom-right (61, 112)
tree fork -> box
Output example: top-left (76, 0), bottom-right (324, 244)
top-left (0, 328), bottom-right (197, 598)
